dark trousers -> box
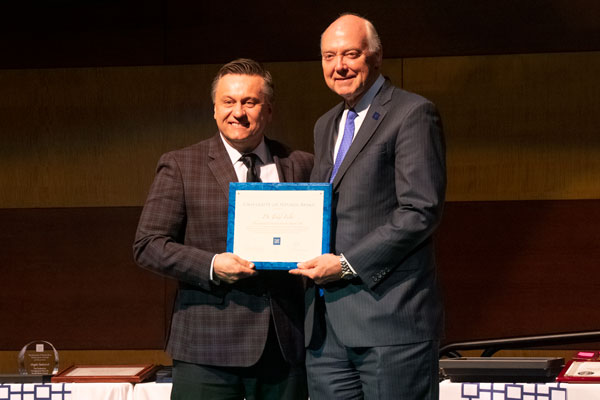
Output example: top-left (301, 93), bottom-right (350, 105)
top-left (306, 310), bottom-right (439, 400)
top-left (170, 324), bottom-right (307, 400)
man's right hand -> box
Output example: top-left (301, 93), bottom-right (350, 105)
top-left (213, 253), bottom-right (258, 284)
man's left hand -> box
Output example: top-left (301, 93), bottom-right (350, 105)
top-left (289, 253), bottom-right (342, 285)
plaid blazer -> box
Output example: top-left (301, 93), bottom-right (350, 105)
top-left (134, 133), bottom-right (313, 367)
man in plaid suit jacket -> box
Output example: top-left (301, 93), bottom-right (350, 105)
top-left (134, 59), bottom-right (312, 400)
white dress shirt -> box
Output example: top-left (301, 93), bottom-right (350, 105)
top-left (220, 134), bottom-right (280, 183)
top-left (332, 74), bottom-right (385, 161)
top-left (210, 134), bottom-right (281, 283)
top-left (331, 75), bottom-right (385, 277)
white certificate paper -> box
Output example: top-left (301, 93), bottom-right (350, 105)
top-left (227, 183), bottom-right (332, 269)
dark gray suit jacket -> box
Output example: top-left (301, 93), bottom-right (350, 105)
top-left (134, 133), bottom-right (313, 367)
top-left (306, 79), bottom-right (446, 347)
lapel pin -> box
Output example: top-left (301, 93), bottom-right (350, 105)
top-left (372, 112), bottom-right (380, 120)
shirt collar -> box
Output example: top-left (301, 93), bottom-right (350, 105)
top-left (219, 134), bottom-right (271, 165)
top-left (351, 74), bottom-right (385, 114)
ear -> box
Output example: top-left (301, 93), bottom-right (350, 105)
top-left (266, 103), bottom-right (273, 123)
top-left (374, 50), bottom-right (383, 70)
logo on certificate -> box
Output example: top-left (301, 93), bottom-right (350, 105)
top-left (273, 237), bottom-right (281, 245)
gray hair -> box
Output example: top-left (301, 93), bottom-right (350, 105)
top-left (363, 17), bottom-right (382, 54)
top-left (321, 13), bottom-right (382, 55)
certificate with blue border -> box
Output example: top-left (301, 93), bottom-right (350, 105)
top-left (227, 182), bottom-right (332, 270)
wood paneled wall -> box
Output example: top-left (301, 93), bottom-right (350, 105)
top-left (0, 207), bottom-right (171, 350)
top-left (404, 53), bottom-right (600, 201)
top-left (1, 202), bottom-right (598, 352)
top-left (1, 53), bottom-right (598, 208)
top-left (0, 52), bottom-right (599, 362)
top-left (437, 200), bottom-right (600, 341)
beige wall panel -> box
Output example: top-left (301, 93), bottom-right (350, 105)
top-left (1, 65), bottom-right (219, 208)
top-left (0, 60), bottom-right (402, 208)
top-left (0, 60), bottom-right (403, 208)
top-left (3, 53), bottom-right (597, 206)
top-left (267, 61), bottom-right (338, 150)
top-left (403, 52), bottom-right (600, 201)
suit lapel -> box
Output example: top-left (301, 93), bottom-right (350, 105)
top-left (263, 137), bottom-right (291, 183)
top-left (330, 81), bottom-right (393, 188)
top-left (207, 134), bottom-right (238, 199)
top-left (275, 156), bottom-right (292, 183)
top-left (319, 103), bottom-right (345, 182)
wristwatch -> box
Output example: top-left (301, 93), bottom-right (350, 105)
top-left (340, 255), bottom-right (355, 280)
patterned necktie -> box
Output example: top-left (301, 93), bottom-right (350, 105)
top-left (240, 153), bottom-right (261, 182)
top-left (329, 109), bottom-right (358, 183)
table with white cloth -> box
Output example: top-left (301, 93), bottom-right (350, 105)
top-left (132, 382), bottom-right (171, 400)
top-left (440, 379), bottom-right (600, 400)
top-left (0, 382), bottom-right (133, 400)
top-left (137, 381), bottom-right (600, 400)
top-left (7, 380), bottom-right (600, 400)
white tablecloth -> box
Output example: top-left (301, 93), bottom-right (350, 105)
top-left (133, 382), bottom-right (171, 400)
top-left (0, 383), bottom-right (73, 400)
top-left (440, 379), bottom-right (600, 400)
top-left (72, 382), bottom-right (133, 400)
top-left (0, 382), bottom-right (133, 400)
top-left (8, 380), bottom-right (599, 400)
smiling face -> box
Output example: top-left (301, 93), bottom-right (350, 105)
top-left (321, 15), bottom-right (382, 107)
top-left (213, 74), bottom-right (272, 153)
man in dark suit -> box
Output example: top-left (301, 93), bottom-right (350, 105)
top-left (290, 14), bottom-right (446, 399)
top-left (134, 59), bottom-right (312, 400)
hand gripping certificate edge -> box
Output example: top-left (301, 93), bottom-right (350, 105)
top-left (226, 182), bottom-right (332, 270)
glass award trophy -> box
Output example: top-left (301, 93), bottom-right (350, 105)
top-left (18, 341), bottom-right (59, 375)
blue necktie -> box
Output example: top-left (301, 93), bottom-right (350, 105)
top-left (330, 109), bottom-right (358, 183)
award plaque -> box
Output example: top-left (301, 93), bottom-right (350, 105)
top-left (51, 364), bottom-right (158, 383)
top-left (557, 360), bottom-right (600, 382)
top-left (18, 340), bottom-right (59, 375)
top-left (227, 182), bottom-right (332, 270)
